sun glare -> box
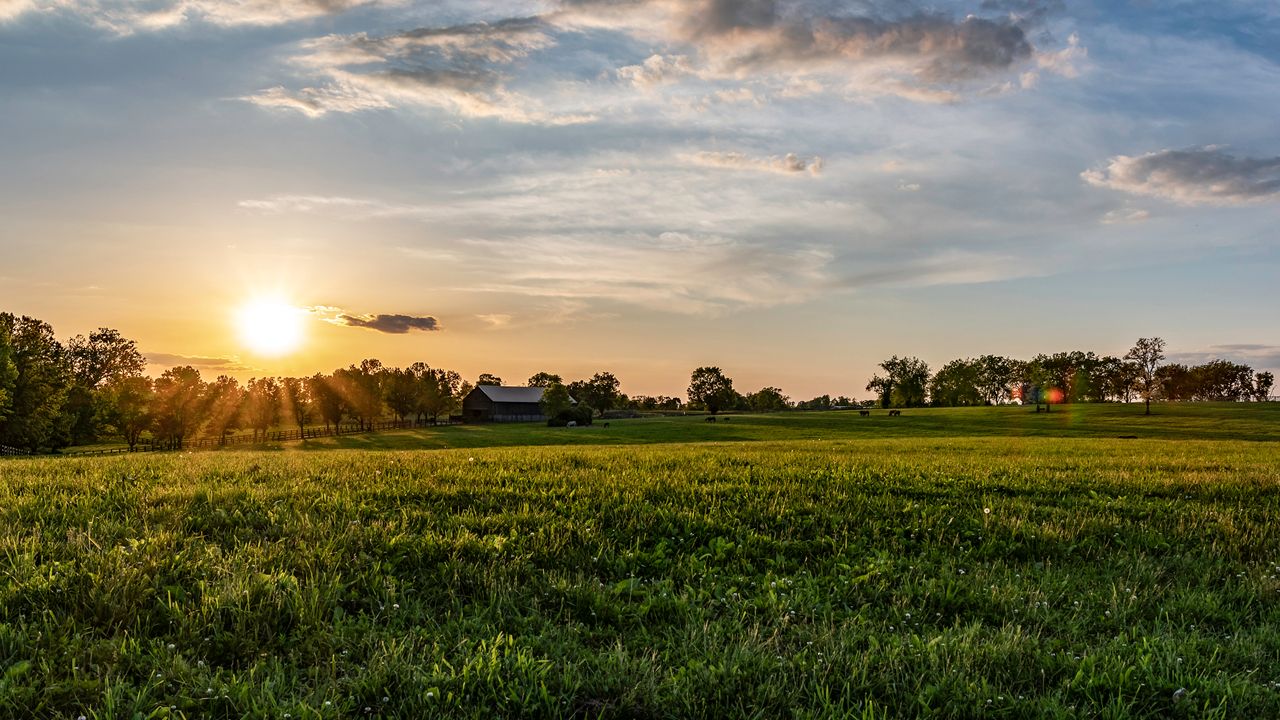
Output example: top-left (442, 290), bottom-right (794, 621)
top-left (236, 298), bottom-right (304, 356)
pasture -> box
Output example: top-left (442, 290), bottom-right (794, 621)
top-left (2, 405), bottom-right (1279, 718)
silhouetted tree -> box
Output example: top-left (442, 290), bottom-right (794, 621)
top-left (477, 373), bottom-right (503, 386)
top-left (151, 366), bottom-right (207, 449)
top-left (1125, 337), bottom-right (1165, 415)
top-left (280, 376), bottom-right (312, 434)
top-left (244, 377), bottom-right (280, 442)
top-left (867, 356), bottom-right (930, 408)
top-left (99, 375), bottom-right (153, 450)
top-left (1255, 372), bottom-right (1275, 402)
top-left (382, 367), bottom-right (420, 422)
top-left (688, 367), bottom-right (736, 415)
top-left (569, 372), bottom-right (621, 417)
top-left (308, 373), bottom-right (345, 431)
top-left (747, 386), bottom-right (790, 412)
top-left (539, 381), bottom-right (575, 420)
top-left (526, 372), bottom-right (562, 387)
top-left (203, 375), bottom-right (244, 444)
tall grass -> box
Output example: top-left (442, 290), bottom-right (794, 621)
top-left (2, 434), bottom-right (1279, 717)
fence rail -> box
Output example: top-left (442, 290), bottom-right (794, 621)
top-left (0, 444), bottom-right (31, 457)
top-left (48, 418), bottom-right (461, 458)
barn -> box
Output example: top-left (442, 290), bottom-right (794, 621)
top-left (462, 385), bottom-right (564, 423)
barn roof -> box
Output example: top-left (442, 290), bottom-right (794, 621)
top-left (473, 385), bottom-right (549, 404)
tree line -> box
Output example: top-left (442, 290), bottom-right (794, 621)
top-left (866, 338), bottom-right (1274, 413)
top-left (2, 313), bottom-right (1274, 452)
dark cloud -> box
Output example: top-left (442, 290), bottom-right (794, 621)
top-left (335, 313), bottom-right (441, 333)
top-left (1083, 147), bottom-right (1280, 206)
top-left (558, 0), bottom-right (1035, 83)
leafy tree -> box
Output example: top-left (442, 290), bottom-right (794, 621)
top-left (1125, 337), bottom-right (1165, 415)
top-left (1155, 363), bottom-right (1193, 401)
top-left (477, 373), bottom-right (503, 386)
top-left (0, 313), bottom-right (72, 451)
top-left (1189, 360), bottom-right (1255, 401)
top-left (929, 359), bottom-right (983, 407)
top-left (1101, 358), bottom-right (1141, 403)
top-left (867, 356), bottom-right (930, 408)
top-left (99, 375), bottom-right (153, 450)
top-left (280, 376), bottom-right (312, 434)
top-left (308, 373), bottom-right (345, 431)
top-left (244, 377), bottom-right (280, 442)
top-left (203, 375), bottom-right (244, 444)
top-left (0, 324), bottom-right (16, 426)
top-left (975, 355), bottom-right (1022, 405)
top-left (415, 365), bottom-right (462, 424)
top-left (150, 366), bottom-right (207, 449)
top-left (382, 367), bottom-right (420, 422)
top-left (746, 386), bottom-right (790, 412)
top-left (526, 372), bottom-right (562, 387)
top-left (335, 360), bottom-right (384, 430)
top-left (1255, 371), bottom-right (1275, 402)
top-left (795, 395), bottom-right (832, 410)
top-left (539, 381), bottom-right (574, 420)
top-left (569, 372), bottom-right (621, 417)
top-left (64, 327), bottom-right (147, 444)
top-left (687, 367), bottom-right (736, 415)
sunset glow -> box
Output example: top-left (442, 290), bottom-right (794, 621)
top-left (236, 299), bottom-right (304, 357)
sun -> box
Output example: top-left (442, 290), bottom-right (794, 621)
top-left (236, 298), bottom-right (305, 356)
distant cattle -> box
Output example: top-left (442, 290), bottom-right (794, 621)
top-left (567, 421), bottom-right (577, 428)
top-left (603, 422), bottom-right (610, 429)
top-left (888, 410), bottom-right (902, 417)
top-left (859, 410), bottom-right (870, 417)
top-left (705, 416), bottom-right (717, 423)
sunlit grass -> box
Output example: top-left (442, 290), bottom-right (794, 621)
top-left (3, 428), bottom-right (1280, 717)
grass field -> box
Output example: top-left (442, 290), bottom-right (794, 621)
top-left (3, 405), bottom-right (1279, 718)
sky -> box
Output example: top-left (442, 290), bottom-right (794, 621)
top-left (1, 0), bottom-right (1278, 399)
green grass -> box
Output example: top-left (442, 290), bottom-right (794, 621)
top-left (259, 402), bottom-right (1280, 453)
top-left (2, 406), bottom-right (1280, 718)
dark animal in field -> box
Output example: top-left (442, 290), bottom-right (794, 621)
top-left (859, 410), bottom-right (870, 417)
top-left (722, 417), bottom-right (730, 422)
top-left (603, 422), bottom-right (610, 429)
top-left (888, 410), bottom-right (902, 417)
top-left (705, 416), bottom-right (717, 423)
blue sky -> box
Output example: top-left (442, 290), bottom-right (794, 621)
top-left (1, 0), bottom-right (1278, 397)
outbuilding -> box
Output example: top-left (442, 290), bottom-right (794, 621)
top-left (462, 385), bottom-right (563, 423)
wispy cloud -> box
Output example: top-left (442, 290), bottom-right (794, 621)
top-left (1100, 207), bottom-right (1150, 224)
top-left (684, 151), bottom-right (823, 175)
top-left (6, 0), bottom-right (395, 33)
top-left (1083, 147), bottom-right (1280, 206)
top-left (144, 352), bottom-right (254, 371)
top-left (244, 17), bottom-right (593, 124)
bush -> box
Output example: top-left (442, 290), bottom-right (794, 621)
top-left (547, 405), bottom-right (594, 427)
